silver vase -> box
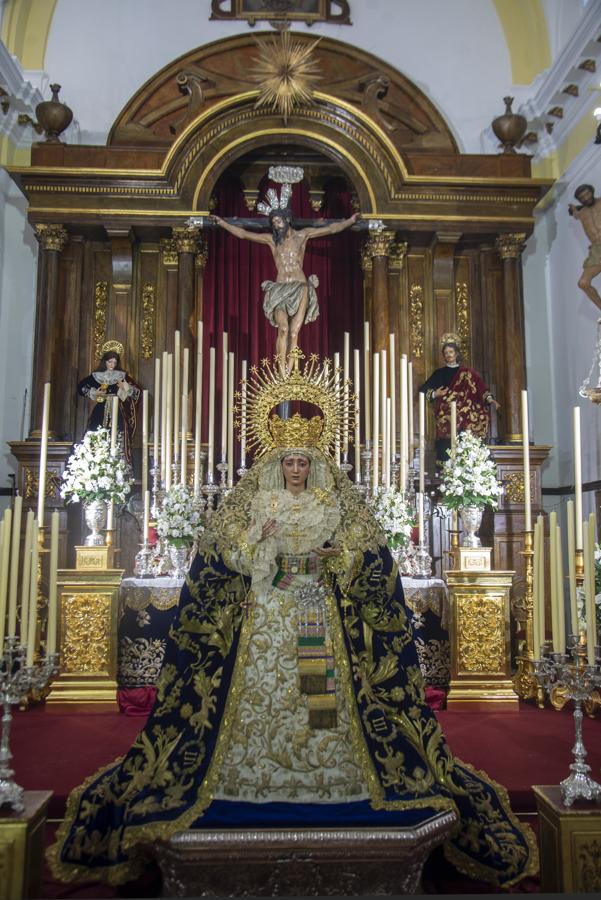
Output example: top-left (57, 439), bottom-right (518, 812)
top-left (168, 544), bottom-right (190, 579)
top-left (460, 505), bottom-right (483, 547)
top-left (84, 499), bottom-right (108, 546)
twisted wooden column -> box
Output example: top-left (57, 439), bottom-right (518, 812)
top-left (31, 224), bottom-right (68, 436)
top-left (495, 233), bottom-right (527, 442)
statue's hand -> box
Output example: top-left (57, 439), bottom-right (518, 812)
top-left (312, 543), bottom-right (341, 559)
top-left (351, 211), bottom-right (361, 224)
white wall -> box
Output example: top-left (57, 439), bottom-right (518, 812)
top-left (44, 0), bottom-right (512, 152)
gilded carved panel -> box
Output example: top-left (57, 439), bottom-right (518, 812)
top-left (455, 281), bottom-right (470, 364)
top-left (23, 468), bottom-right (61, 502)
top-left (574, 836), bottom-right (601, 892)
top-left (409, 284), bottom-right (424, 359)
top-left (61, 592), bottom-right (113, 673)
top-left (456, 592), bottom-right (505, 673)
top-left (502, 471), bottom-right (534, 505)
top-left (141, 283), bottom-right (155, 359)
top-left (93, 281), bottom-right (109, 361)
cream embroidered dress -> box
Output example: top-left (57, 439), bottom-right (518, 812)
top-left (214, 486), bottom-right (369, 804)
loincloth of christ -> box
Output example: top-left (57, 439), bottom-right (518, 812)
top-left (584, 243), bottom-right (601, 268)
top-left (262, 274), bottom-right (319, 326)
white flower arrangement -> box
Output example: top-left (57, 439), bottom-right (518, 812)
top-left (369, 486), bottom-right (416, 549)
top-left (439, 430), bottom-right (502, 510)
top-left (61, 428), bottom-right (133, 505)
top-left (156, 483), bottom-right (204, 546)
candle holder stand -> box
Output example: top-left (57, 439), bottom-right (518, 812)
top-left (339, 452), bottom-right (352, 479)
top-left (236, 463), bottom-right (249, 480)
top-left (534, 636), bottom-right (601, 806)
top-left (1, 638), bottom-right (59, 811)
top-left (217, 460), bottom-right (228, 491)
top-left (413, 542), bottom-right (432, 578)
top-left (202, 479), bottom-right (220, 516)
top-left (134, 541), bottom-right (153, 578)
top-left (391, 455), bottom-right (400, 491)
top-left (150, 463), bottom-right (163, 519)
top-left (361, 444), bottom-right (372, 497)
top-left (512, 531), bottom-right (544, 704)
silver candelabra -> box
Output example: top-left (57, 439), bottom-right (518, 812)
top-left (534, 634), bottom-right (601, 806)
top-left (0, 638), bottom-right (59, 812)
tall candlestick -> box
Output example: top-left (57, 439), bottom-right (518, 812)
top-left (408, 362), bottom-right (414, 472)
top-left (228, 351), bottom-right (235, 487)
top-left (37, 382), bottom-right (51, 525)
top-left (364, 321), bottom-right (371, 445)
top-left (521, 391), bottom-right (531, 533)
top-left (153, 357), bottom-right (160, 469)
top-left (143, 490), bottom-right (150, 544)
top-left (142, 389), bottom-right (149, 500)
top-left (555, 523), bottom-right (565, 652)
top-left (161, 351), bottom-right (168, 483)
top-left (354, 349), bottom-right (361, 483)
top-left (587, 513), bottom-right (597, 661)
top-left (207, 347), bottom-right (216, 482)
top-left (106, 395), bottom-right (119, 534)
top-left (334, 352), bottom-right (341, 467)
top-left (343, 333), bottom-right (350, 454)
top-left (538, 513), bottom-right (546, 648)
top-left (380, 349), bottom-right (387, 470)
top-left (7, 496), bottom-right (22, 637)
top-left (567, 499), bottom-right (578, 634)
top-left (221, 332), bottom-right (228, 462)
top-left (418, 391), bottom-right (425, 544)
top-left (47, 510), bottom-right (59, 655)
top-left (26, 521), bottom-right (39, 666)
top-left (549, 510), bottom-right (558, 651)
top-left (584, 526), bottom-right (596, 666)
top-left (372, 353), bottom-right (380, 491)
top-left (0, 509), bottom-right (12, 653)
top-left (532, 518), bottom-right (541, 660)
top-left (194, 322), bottom-right (204, 494)
top-left (165, 354), bottom-right (173, 491)
top-left (19, 511), bottom-right (33, 647)
top-left (389, 335), bottom-right (396, 472)
top-left (181, 347), bottom-right (189, 485)
top-left (399, 355), bottom-right (407, 491)
top-left (173, 331), bottom-right (181, 459)
top-left (573, 407), bottom-right (583, 550)
top-left (240, 359), bottom-right (248, 469)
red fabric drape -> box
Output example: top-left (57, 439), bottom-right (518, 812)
top-left (200, 176), bottom-right (364, 450)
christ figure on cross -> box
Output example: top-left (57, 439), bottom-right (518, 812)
top-left (212, 207), bottom-right (360, 370)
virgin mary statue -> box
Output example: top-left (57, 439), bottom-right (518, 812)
top-left (49, 362), bottom-right (537, 890)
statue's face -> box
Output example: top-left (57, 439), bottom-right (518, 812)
top-left (106, 356), bottom-right (118, 370)
top-left (281, 454), bottom-right (310, 491)
top-left (443, 345), bottom-right (458, 365)
top-left (272, 215), bottom-right (286, 231)
top-left (576, 188), bottom-right (595, 207)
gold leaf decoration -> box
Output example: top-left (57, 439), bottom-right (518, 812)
top-left (251, 31), bottom-right (322, 123)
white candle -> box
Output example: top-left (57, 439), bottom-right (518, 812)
top-left (37, 382), bottom-right (51, 525)
top-left (521, 391), bottom-right (531, 533)
top-left (384, 398), bottom-right (391, 488)
top-left (173, 330), bottom-right (181, 460)
top-left (165, 354), bottom-right (173, 491)
top-left (26, 523), bottom-right (39, 666)
top-left (228, 351), bottom-right (235, 487)
top-left (142, 389), bottom-right (149, 500)
top-left (240, 359), bottom-right (248, 469)
top-left (193, 322), bottom-right (203, 494)
top-left (372, 353), bottom-right (380, 492)
top-left (389, 335), bottom-right (396, 473)
top-left (364, 321), bottom-right (371, 445)
top-left (573, 407), bottom-right (583, 550)
top-left (161, 351), bottom-right (168, 483)
top-left (153, 357), bottom-right (160, 470)
top-left (408, 361), bottom-right (414, 472)
top-left (549, 510), bottom-right (558, 651)
top-left (47, 511), bottom-right (59, 655)
top-left (418, 391), bottom-right (425, 544)
top-left (538, 513), bottom-right (546, 649)
top-left (380, 350), bottom-right (387, 473)
top-left (567, 499), bottom-right (578, 634)
top-left (334, 352), bottom-right (341, 466)
top-left (221, 332), bottom-right (228, 462)
top-left (587, 514), bottom-right (597, 662)
top-left (354, 349), bottom-right (361, 483)
top-left (555, 523), bottom-right (565, 652)
top-left (584, 527), bottom-right (596, 665)
top-left (399, 354), bottom-right (407, 490)
top-left (19, 511), bottom-right (33, 646)
top-left (106, 395), bottom-right (119, 534)
top-left (343, 333), bottom-right (350, 455)
top-left (7, 496), bottom-right (22, 637)
top-left (532, 518), bottom-right (541, 660)
top-left (450, 400), bottom-right (457, 453)
top-left (181, 347), bottom-right (189, 485)
top-left (143, 489), bottom-right (150, 544)
top-left (207, 347), bottom-right (216, 483)
top-left (0, 509), bottom-right (12, 653)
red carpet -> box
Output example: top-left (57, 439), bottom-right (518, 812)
top-left (7, 700), bottom-right (601, 896)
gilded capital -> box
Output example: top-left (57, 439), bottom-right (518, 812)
top-left (364, 231), bottom-right (396, 259)
top-left (495, 233), bottom-right (526, 260)
top-left (173, 225), bottom-right (201, 255)
top-left (34, 223), bottom-right (68, 252)
top-left (160, 237), bottom-right (179, 267)
top-left (195, 239), bottom-right (209, 270)
top-left (388, 240), bottom-right (408, 271)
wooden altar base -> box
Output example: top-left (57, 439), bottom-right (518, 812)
top-left (149, 812), bottom-right (458, 897)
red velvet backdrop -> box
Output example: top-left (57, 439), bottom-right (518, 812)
top-left (200, 175), bottom-right (364, 451)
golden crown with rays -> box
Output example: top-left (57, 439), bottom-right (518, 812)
top-left (237, 348), bottom-right (355, 456)
top-left (101, 340), bottom-right (124, 356)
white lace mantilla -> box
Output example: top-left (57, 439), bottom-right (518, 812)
top-left (88, 371), bottom-right (136, 403)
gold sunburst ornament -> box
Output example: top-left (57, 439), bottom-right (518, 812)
top-left (251, 31), bottom-right (322, 123)
top-left (238, 348), bottom-right (354, 457)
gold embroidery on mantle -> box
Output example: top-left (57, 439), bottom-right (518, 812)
top-left (141, 283), bottom-right (155, 359)
top-left (61, 592), bottom-right (113, 672)
top-left (93, 281), bottom-right (109, 361)
top-left (409, 284), bottom-right (424, 358)
top-left (456, 592), bottom-right (505, 673)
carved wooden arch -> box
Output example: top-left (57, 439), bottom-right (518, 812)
top-left (158, 91), bottom-right (412, 214)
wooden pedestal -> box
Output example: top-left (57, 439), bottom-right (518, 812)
top-left (49, 567), bottom-right (123, 702)
top-left (534, 784), bottom-right (601, 893)
top-left (446, 569), bottom-right (518, 709)
top-left (0, 791), bottom-right (52, 900)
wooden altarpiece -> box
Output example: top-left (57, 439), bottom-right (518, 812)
top-left (6, 33), bottom-right (551, 599)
